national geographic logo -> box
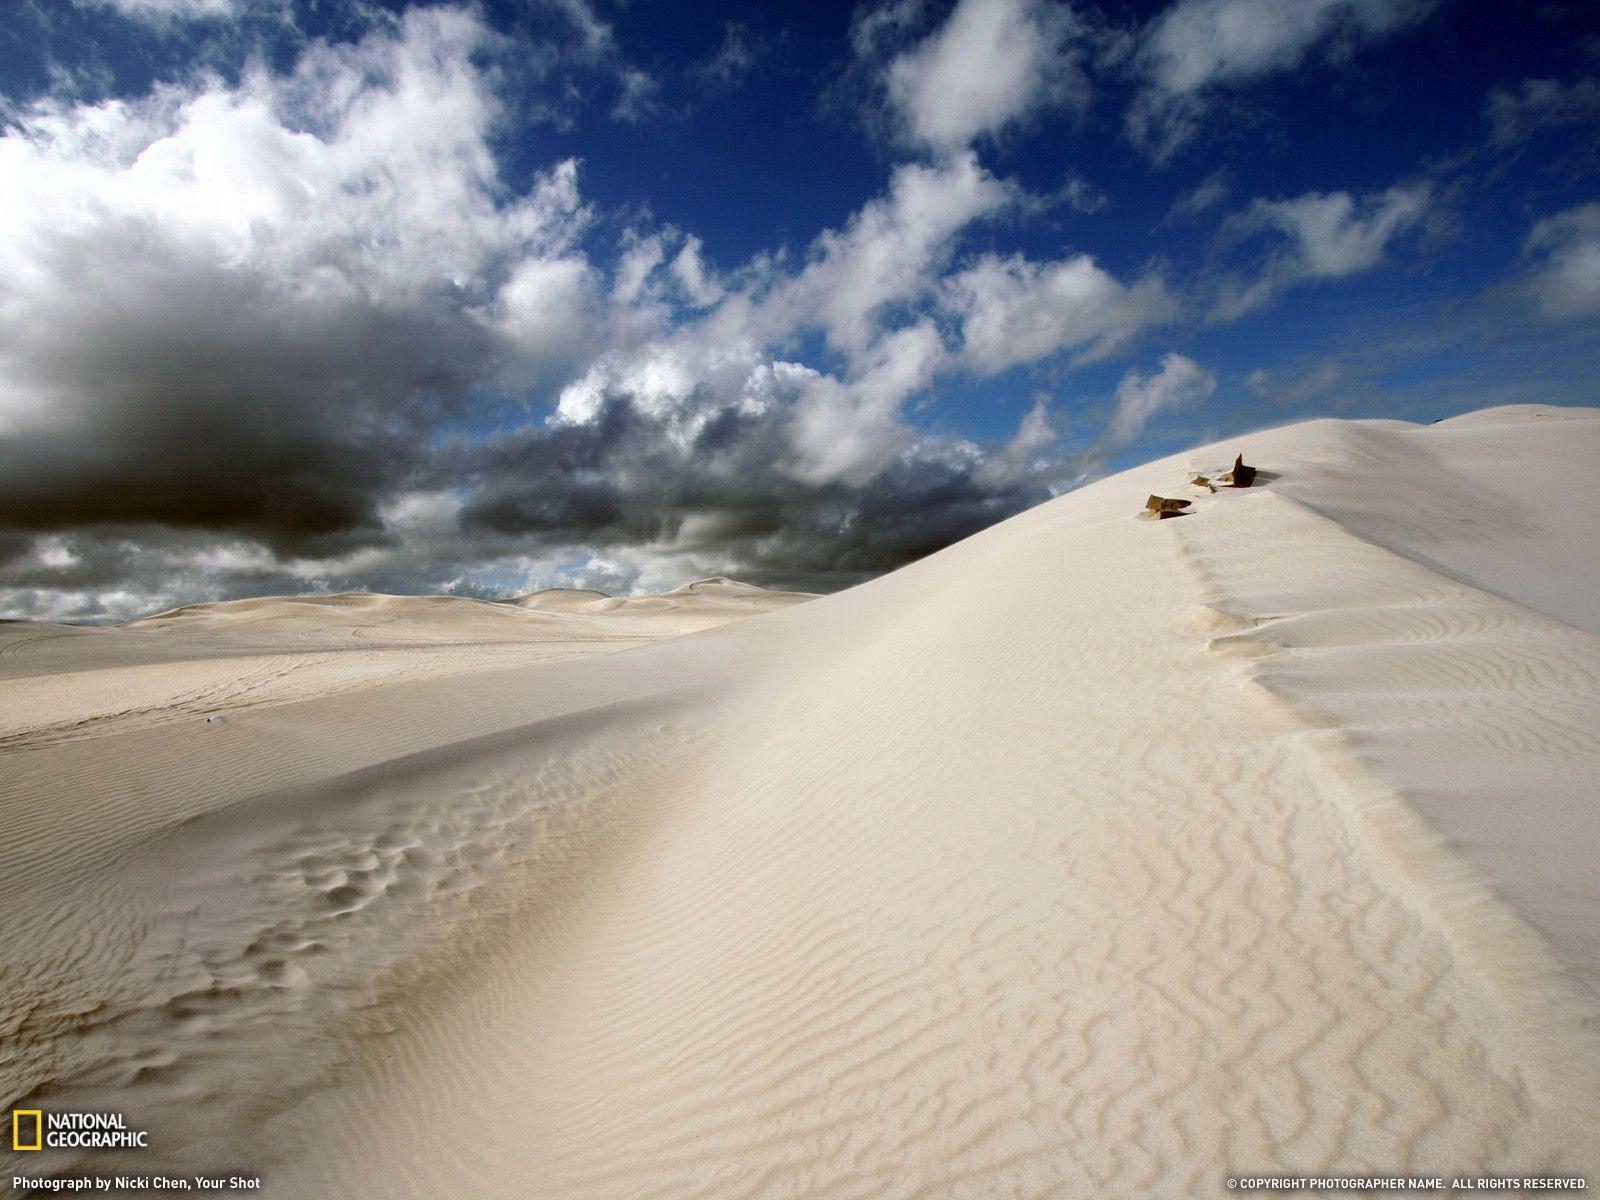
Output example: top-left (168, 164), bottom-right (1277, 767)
top-left (11, 1111), bottom-right (41, 1153)
top-left (11, 1110), bottom-right (149, 1151)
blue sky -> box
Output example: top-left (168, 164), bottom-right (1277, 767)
top-left (1, 0), bottom-right (1597, 620)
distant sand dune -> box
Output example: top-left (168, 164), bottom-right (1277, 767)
top-left (0, 581), bottom-right (811, 751)
top-left (1, 407), bottom-right (1595, 1197)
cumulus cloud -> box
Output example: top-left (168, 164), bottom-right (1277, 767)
top-left (1095, 353), bottom-right (1215, 458)
top-left (670, 237), bottom-right (725, 309)
top-left (973, 396), bottom-right (1057, 489)
top-left (785, 321), bottom-right (948, 485)
top-left (778, 151), bottom-right (1014, 356)
top-left (1522, 203), bottom-right (1600, 319)
top-left (0, 7), bottom-right (592, 557)
top-left (447, 384), bottom-right (1058, 598)
top-left (551, 146), bottom-right (1168, 494)
top-left (942, 253), bottom-right (1178, 372)
top-left (0, 5), bottom-right (1192, 624)
top-left (881, 0), bottom-right (1089, 152)
top-left (1130, 0), bottom-right (1436, 160)
top-left (1249, 185), bottom-right (1433, 276)
top-left (1213, 183), bottom-right (1432, 318)
top-left (558, 151), bottom-right (1018, 432)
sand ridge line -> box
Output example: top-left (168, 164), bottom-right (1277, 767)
top-left (1170, 475), bottom-right (1600, 1121)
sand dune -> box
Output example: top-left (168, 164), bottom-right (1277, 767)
top-left (2, 407), bottom-right (1596, 1197)
top-left (512, 576), bottom-right (812, 630)
top-left (130, 576), bottom-right (813, 636)
top-left (0, 581), bottom-right (811, 752)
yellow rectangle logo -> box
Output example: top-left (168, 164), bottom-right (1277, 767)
top-left (12, 1109), bottom-right (42, 1151)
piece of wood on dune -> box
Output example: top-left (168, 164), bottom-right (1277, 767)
top-left (1191, 474), bottom-right (1217, 492)
top-left (1145, 495), bottom-right (1193, 518)
top-left (1219, 454), bottom-right (1257, 488)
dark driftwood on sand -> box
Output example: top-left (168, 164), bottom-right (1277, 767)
top-left (1146, 495), bottom-right (1193, 518)
top-left (1222, 454), bottom-right (1257, 488)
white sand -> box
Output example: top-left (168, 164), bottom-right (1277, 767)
top-left (2, 407), bottom-right (1595, 1197)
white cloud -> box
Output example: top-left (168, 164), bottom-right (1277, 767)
top-left (1099, 353), bottom-right (1215, 455)
top-left (942, 252), bottom-right (1177, 372)
top-left (0, 2), bottom-right (1209, 621)
top-left (552, 142), bottom-right (1168, 495)
top-left (8, 7), bottom-right (586, 307)
top-left (488, 254), bottom-right (602, 377)
top-left (544, 0), bottom-right (615, 56)
top-left (1130, 0), bottom-right (1436, 159)
top-left (167, 541), bottom-right (276, 574)
top-left (698, 23), bottom-right (762, 86)
top-left (784, 321), bottom-right (947, 486)
top-left (555, 337), bottom-right (767, 430)
top-left (1214, 183), bottom-right (1432, 318)
top-left (605, 230), bottom-right (725, 313)
top-left (33, 536), bottom-right (81, 569)
top-left (1141, 0), bottom-right (1428, 93)
top-left (670, 237), bottom-right (725, 309)
top-left (974, 396), bottom-right (1057, 488)
top-left (0, 7), bottom-right (595, 430)
top-left (554, 141), bottom-right (1171, 495)
top-left (0, 2), bottom-right (614, 591)
top-left (1043, 176), bottom-right (1107, 215)
top-left (611, 68), bottom-right (661, 123)
top-left (1048, 352), bottom-right (1216, 486)
top-left (883, 0), bottom-right (1087, 152)
top-left (1252, 185), bottom-right (1432, 277)
top-left (612, 232), bottom-right (668, 305)
top-left (380, 490), bottom-right (467, 534)
top-left (768, 151), bottom-right (1015, 357)
top-left (554, 313), bottom-right (945, 489)
top-left (1165, 169), bottom-right (1230, 221)
top-left (851, 0), bottom-right (928, 62)
top-left (1245, 360), bottom-right (1346, 406)
top-left (1523, 203), bottom-right (1600, 319)
top-left (78, 0), bottom-right (246, 22)
top-left (1484, 77), bottom-right (1600, 148)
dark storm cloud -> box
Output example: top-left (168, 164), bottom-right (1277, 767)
top-left (0, 242), bottom-right (486, 550)
top-left (452, 395), bottom-right (1051, 593)
top-left (0, 7), bottom-right (605, 617)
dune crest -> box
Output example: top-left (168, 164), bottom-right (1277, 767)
top-left (2, 407), bottom-right (1596, 1197)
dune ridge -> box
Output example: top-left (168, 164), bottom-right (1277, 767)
top-left (1, 406), bottom-right (1595, 1197)
top-left (1169, 411), bottom-right (1600, 1127)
